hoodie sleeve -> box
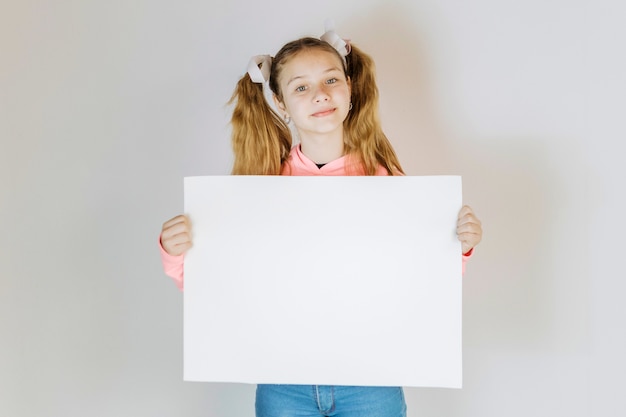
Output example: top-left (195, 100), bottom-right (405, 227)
top-left (159, 236), bottom-right (184, 291)
top-left (461, 248), bottom-right (474, 275)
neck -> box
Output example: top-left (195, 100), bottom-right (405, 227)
top-left (298, 131), bottom-right (345, 164)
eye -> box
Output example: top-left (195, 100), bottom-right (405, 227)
top-left (295, 85), bottom-right (307, 92)
top-left (326, 78), bottom-right (337, 84)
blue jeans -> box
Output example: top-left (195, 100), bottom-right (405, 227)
top-left (255, 384), bottom-right (406, 417)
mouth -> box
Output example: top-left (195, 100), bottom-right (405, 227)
top-left (311, 108), bottom-right (336, 117)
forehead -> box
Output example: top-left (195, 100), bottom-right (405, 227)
top-left (278, 49), bottom-right (344, 79)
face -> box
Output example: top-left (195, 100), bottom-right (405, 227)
top-left (274, 49), bottom-right (351, 142)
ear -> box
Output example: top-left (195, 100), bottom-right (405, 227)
top-left (273, 94), bottom-right (286, 113)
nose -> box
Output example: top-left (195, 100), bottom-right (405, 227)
top-left (313, 84), bottom-right (330, 102)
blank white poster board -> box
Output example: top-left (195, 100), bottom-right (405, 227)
top-left (184, 176), bottom-right (462, 388)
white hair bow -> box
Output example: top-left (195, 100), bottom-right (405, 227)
top-left (320, 19), bottom-right (351, 66)
top-left (246, 54), bottom-right (281, 117)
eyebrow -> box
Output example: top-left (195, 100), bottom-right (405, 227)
top-left (286, 67), bottom-right (343, 86)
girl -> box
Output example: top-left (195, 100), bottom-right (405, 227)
top-left (160, 27), bottom-right (482, 417)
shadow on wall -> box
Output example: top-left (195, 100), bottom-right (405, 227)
top-left (455, 137), bottom-right (591, 352)
top-left (342, 4), bottom-right (591, 355)
top-left (341, 3), bottom-right (453, 175)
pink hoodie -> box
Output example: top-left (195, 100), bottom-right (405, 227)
top-left (160, 145), bottom-right (471, 289)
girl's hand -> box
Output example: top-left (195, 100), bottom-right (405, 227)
top-left (160, 214), bottom-right (193, 256)
top-left (457, 205), bottom-right (482, 255)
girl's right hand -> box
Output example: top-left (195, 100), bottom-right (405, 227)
top-left (160, 214), bottom-right (193, 256)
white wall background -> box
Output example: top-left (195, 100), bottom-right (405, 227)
top-left (1, 0), bottom-right (625, 416)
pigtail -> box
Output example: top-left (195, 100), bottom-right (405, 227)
top-left (344, 45), bottom-right (404, 175)
top-left (228, 73), bottom-right (292, 175)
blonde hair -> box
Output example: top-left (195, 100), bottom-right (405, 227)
top-left (229, 37), bottom-right (404, 175)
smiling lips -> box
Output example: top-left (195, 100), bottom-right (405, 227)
top-left (312, 108), bottom-right (336, 117)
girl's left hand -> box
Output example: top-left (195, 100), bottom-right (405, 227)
top-left (457, 205), bottom-right (482, 255)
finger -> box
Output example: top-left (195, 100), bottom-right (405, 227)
top-left (457, 231), bottom-right (481, 250)
top-left (164, 231), bottom-right (192, 246)
top-left (457, 214), bottom-right (481, 229)
top-left (457, 205), bottom-right (473, 219)
top-left (162, 214), bottom-right (189, 231)
top-left (174, 241), bottom-right (193, 255)
top-left (456, 222), bottom-right (482, 235)
top-left (161, 220), bottom-right (191, 240)
top-left (162, 233), bottom-right (193, 255)
top-left (457, 225), bottom-right (482, 242)
top-left (457, 230), bottom-right (481, 243)
top-left (164, 241), bottom-right (193, 256)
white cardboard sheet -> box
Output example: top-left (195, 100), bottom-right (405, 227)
top-left (183, 176), bottom-right (462, 388)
